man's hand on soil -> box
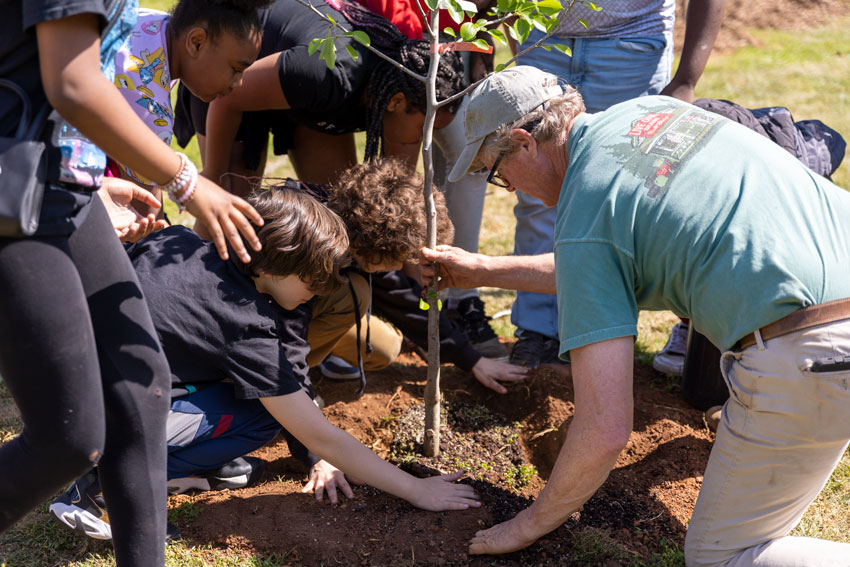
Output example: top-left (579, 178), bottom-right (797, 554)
top-left (303, 460), bottom-right (354, 504)
top-left (468, 507), bottom-right (542, 555)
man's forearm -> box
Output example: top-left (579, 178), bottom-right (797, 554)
top-left (520, 338), bottom-right (635, 539)
top-left (480, 253), bottom-right (556, 294)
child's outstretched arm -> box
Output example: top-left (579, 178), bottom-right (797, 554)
top-left (35, 13), bottom-right (263, 262)
top-left (260, 391), bottom-right (480, 512)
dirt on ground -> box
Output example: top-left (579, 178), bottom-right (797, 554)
top-left (175, 346), bottom-right (714, 566)
top-left (675, 0), bottom-right (850, 53)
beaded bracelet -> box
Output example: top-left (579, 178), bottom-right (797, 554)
top-left (161, 152), bottom-right (198, 210)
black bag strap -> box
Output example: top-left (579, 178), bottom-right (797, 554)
top-left (0, 78), bottom-right (51, 141)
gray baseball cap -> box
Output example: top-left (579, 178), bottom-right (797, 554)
top-left (448, 66), bottom-right (564, 182)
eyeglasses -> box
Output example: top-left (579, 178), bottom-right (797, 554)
top-left (486, 151), bottom-right (510, 188)
top-left (484, 118), bottom-right (542, 189)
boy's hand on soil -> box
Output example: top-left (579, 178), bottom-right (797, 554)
top-left (303, 460), bottom-right (355, 505)
top-left (468, 508), bottom-right (541, 555)
top-left (409, 471), bottom-right (480, 512)
top-left (186, 176), bottom-right (263, 263)
top-left (472, 357), bottom-right (528, 394)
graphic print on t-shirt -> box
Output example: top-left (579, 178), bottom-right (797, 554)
top-left (604, 103), bottom-right (723, 197)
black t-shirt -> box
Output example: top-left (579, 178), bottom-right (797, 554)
top-left (126, 226), bottom-right (309, 400)
top-left (0, 0), bottom-right (126, 235)
top-left (262, 0), bottom-right (374, 134)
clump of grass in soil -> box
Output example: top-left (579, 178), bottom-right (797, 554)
top-left (390, 401), bottom-right (533, 492)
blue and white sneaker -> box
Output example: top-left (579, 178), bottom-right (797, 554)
top-left (319, 354), bottom-right (361, 381)
top-left (49, 470), bottom-right (111, 540)
top-left (652, 321), bottom-right (690, 376)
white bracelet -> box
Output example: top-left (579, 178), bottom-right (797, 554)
top-left (161, 152), bottom-right (198, 210)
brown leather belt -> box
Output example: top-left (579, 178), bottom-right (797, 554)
top-left (738, 297), bottom-right (850, 350)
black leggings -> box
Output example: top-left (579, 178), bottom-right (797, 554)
top-left (0, 196), bottom-right (170, 567)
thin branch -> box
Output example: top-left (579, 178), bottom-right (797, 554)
top-left (414, 0), bottom-right (435, 39)
top-left (294, 0), bottom-right (428, 83)
top-left (432, 28), bottom-right (560, 110)
top-left (435, 0), bottom-right (584, 109)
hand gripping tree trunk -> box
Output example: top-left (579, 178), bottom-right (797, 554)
top-left (302, 0), bottom-right (596, 458)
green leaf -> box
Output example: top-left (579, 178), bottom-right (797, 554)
top-left (495, 62), bottom-right (506, 72)
top-left (531, 17), bottom-right (548, 32)
top-left (443, 26), bottom-right (457, 38)
top-left (447, 0), bottom-right (463, 25)
top-left (513, 17), bottom-right (531, 44)
top-left (544, 16), bottom-right (560, 33)
top-left (460, 21), bottom-right (477, 41)
top-left (308, 37), bottom-right (323, 56)
top-left (472, 38), bottom-right (489, 50)
top-left (320, 37), bottom-right (336, 69)
top-left (536, 0), bottom-right (563, 17)
top-left (425, 0), bottom-right (438, 10)
top-left (419, 298), bottom-right (430, 311)
top-left (344, 30), bottom-right (371, 46)
top-left (552, 43), bottom-right (572, 56)
top-left (456, 0), bottom-right (478, 12)
top-left (488, 28), bottom-right (507, 45)
top-left (587, 2), bottom-right (602, 11)
top-left (345, 44), bottom-right (359, 61)
top-left (578, 17), bottom-right (588, 29)
top-left (541, 44), bottom-right (551, 51)
top-left (496, 0), bottom-right (517, 14)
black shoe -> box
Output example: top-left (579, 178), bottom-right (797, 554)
top-left (450, 297), bottom-right (509, 360)
top-left (50, 470), bottom-right (112, 540)
top-left (509, 330), bottom-right (561, 368)
top-left (167, 456), bottom-right (265, 494)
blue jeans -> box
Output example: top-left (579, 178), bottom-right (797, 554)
top-left (166, 383), bottom-right (281, 478)
top-left (512, 30), bottom-right (673, 339)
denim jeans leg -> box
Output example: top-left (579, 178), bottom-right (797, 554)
top-left (434, 96), bottom-right (489, 303)
top-left (167, 383), bottom-right (281, 479)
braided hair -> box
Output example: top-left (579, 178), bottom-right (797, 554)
top-left (169, 0), bottom-right (275, 43)
top-left (336, 1), bottom-right (467, 161)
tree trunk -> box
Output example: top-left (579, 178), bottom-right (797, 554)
top-left (422, 8), bottom-right (442, 458)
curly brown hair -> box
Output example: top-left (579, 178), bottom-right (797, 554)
top-left (327, 158), bottom-right (454, 268)
top-left (239, 187), bottom-right (350, 295)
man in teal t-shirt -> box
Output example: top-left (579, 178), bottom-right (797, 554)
top-left (437, 66), bottom-right (850, 566)
top-left (555, 96), bottom-right (850, 354)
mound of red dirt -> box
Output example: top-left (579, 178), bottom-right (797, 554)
top-left (675, 0), bottom-right (850, 53)
top-left (175, 350), bottom-right (713, 566)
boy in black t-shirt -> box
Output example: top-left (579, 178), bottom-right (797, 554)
top-left (51, 186), bottom-right (479, 540)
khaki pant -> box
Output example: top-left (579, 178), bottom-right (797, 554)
top-left (306, 272), bottom-right (402, 370)
top-left (685, 319), bottom-right (850, 567)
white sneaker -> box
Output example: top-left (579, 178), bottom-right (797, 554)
top-left (652, 322), bottom-right (689, 376)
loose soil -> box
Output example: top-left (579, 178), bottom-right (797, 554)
top-left (176, 347), bottom-right (713, 566)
